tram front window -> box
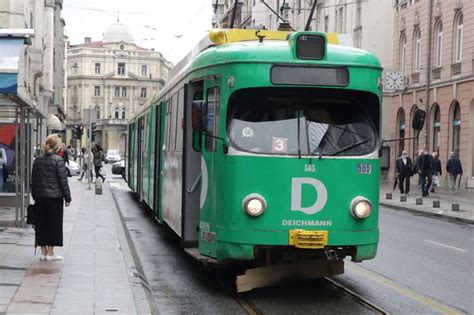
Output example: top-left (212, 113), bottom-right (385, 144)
top-left (227, 88), bottom-right (378, 156)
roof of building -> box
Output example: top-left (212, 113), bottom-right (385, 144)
top-left (103, 22), bottom-right (134, 43)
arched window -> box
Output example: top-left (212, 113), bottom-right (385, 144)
top-left (397, 108), bottom-right (406, 156)
top-left (95, 106), bottom-right (100, 120)
top-left (115, 107), bottom-right (120, 119)
top-left (121, 107), bottom-right (126, 119)
top-left (431, 104), bottom-right (440, 152)
top-left (410, 105), bottom-right (419, 159)
top-left (454, 13), bottom-right (463, 63)
top-left (434, 21), bottom-right (443, 67)
top-left (451, 102), bottom-right (461, 153)
top-left (413, 28), bottom-right (421, 72)
top-left (400, 33), bottom-right (407, 72)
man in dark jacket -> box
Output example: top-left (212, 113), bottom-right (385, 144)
top-left (416, 148), bottom-right (434, 197)
top-left (446, 152), bottom-right (463, 192)
top-left (395, 150), bottom-right (413, 195)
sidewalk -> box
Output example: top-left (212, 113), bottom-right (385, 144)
top-left (0, 170), bottom-right (152, 314)
top-left (380, 181), bottom-right (474, 224)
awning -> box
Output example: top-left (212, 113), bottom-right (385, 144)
top-left (47, 113), bottom-right (65, 131)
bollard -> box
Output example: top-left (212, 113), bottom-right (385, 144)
top-left (95, 179), bottom-right (102, 195)
top-left (416, 197), bottom-right (423, 205)
top-left (386, 193), bottom-right (392, 200)
top-left (451, 203), bottom-right (460, 211)
top-left (433, 200), bottom-right (440, 208)
top-left (400, 195), bottom-right (407, 202)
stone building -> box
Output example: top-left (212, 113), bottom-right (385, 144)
top-left (66, 21), bottom-right (172, 154)
top-left (390, 0), bottom-right (473, 188)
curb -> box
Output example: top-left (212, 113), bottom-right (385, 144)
top-left (380, 202), bottom-right (474, 225)
top-left (108, 182), bottom-right (159, 314)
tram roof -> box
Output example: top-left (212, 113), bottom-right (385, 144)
top-left (134, 30), bottom-right (381, 119)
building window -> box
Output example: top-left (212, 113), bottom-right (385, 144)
top-left (205, 87), bottom-right (220, 152)
top-left (400, 33), bottom-right (407, 72)
top-left (336, 7), bottom-right (344, 33)
top-left (115, 87), bottom-right (120, 97)
top-left (142, 65), bottom-right (147, 77)
top-left (432, 105), bottom-right (440, 152)
top-left (122, 87), bottom-right (127, 97)
top-left (297, 0), bottom-right (302, 14)
top-left (117, 63), bottom-right (126, 75)
top-left (96, 106), bottom-right (101, 120)
top-left (397, 108), bottom-right (406, 156)
top-left (94, 86), bottom-right (101, 96)
top-left (324, 15), bottom-right (329, 33)
top-left (454, 13), bottom-right (463, 63)
top-left (141, 88), bottom-right (147, 98)
top-left (451, 102), bottom-right (461, 153)
top-left (73, 63), bottom-right (78, 74)
top-left (73, 86), bottom-right (78, 96)
top-left (434, 21), bottom-right (443, 67)
top-left (115, 107), bottom-right (120, 119)
top-left (95, 63), bottom-right (101, 74)
top-left (413, 28), bottom-right (421, 72)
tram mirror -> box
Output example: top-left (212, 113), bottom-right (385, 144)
top-left (411, 109), bottom-right (426, 131)
top-left (192, 100), bottom-right (205, 132)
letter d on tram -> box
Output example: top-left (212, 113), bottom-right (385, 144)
top-left (291, 178), bottom-right (328, 215)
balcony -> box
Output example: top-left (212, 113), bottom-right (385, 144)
top-left (97, 118), bottom-right (127, 126)
top-left (432, 67), bottom-right (441, 80)
top-left (451, 63), bottom-right (461, 75)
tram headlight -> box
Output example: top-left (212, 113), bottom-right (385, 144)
top-left (242, 194), bottom-right (267, 217)
top-left (350, 197), bottom-right (372, 219)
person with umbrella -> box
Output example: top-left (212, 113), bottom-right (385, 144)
top-left (446, 152), bottom-right (463, 193)
top-left (395, 150), bottom-right (413, 195)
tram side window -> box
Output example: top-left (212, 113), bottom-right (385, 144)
top-left (170, 93), bottom-right (179, 152)
top-left (205, 87), bottom-right (220, 152)
top-left (192, 91), bottom-right (204, 152)
top-left (176, 88), bottom-right (185, 152)
top-left (164, 99), bottom-right (171, 151)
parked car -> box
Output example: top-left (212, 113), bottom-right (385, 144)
top-left (105, 149), bottom-right (121, 163)
top-left (66, 160), bottom-right (81, 177)
top-left (112, 160), bottom-right (125, 178)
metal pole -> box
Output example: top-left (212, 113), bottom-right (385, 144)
top-left (424, 0), bottom-right (433, 147)
top-left (88, 110), bottom-right (92, 190)
top-left (20, 105), bottom-right (26, 227)
top-left (305, 0), bottom-right (318, 31)
top-left (14, 106), bottom-right (19, 226)
top-left (26, 109), bottom-right (31, 203)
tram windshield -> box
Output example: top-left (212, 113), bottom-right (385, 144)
top-left (226, 88), bottom-right (379, 157)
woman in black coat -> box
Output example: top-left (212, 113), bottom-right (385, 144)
top-left (32, 134), bottom-right (71, 261)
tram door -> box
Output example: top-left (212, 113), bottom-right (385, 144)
top-left (182, 83), bottom-right (203, 246)
top-left (154, 102), bottom-right (164, 222)
top-left (137, 116), bottom-right (144, 201)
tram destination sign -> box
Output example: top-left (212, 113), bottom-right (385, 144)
top-left (271, 65), bottom-right (349, 87)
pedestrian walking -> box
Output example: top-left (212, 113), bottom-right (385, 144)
top-left (57, 143), bottom-right (69, 166)
top-left (430, 152), bottom-right (442, 193)
top-left (92, 144), bottom-right (105, 183)
top-left (31, 134), bottom-right (71, 261)
top-left (416, 147), bottom-right (434, 197)
top-left (0, 147), bottom-right (7, 192)
top-left (446, 152), bottom-right (463, 193)
top-left (78, 148), bottom-right (93, 181)
top-left (395, 150), bottom-right (413, 195)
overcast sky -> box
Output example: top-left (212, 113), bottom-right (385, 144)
top-left (62, 0), bottom-right (213, 65)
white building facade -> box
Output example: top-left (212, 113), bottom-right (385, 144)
top-left (66, 22), bottom-right (172, 154)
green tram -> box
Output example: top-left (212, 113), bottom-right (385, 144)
top-left (127, 29), bottom-right (383, 289)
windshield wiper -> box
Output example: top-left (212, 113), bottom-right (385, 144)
top-left (326, 137), bottom-right (374, 156)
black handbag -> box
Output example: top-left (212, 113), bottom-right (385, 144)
top-left (26, 204), bottom-right (35, 225)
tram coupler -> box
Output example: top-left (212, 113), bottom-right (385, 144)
top-left (324, 248), bottom-right (339, 261)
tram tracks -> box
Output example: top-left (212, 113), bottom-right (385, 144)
top-left (230, 276), bottom-right (388, 315)
top-left (324, 277), bottom-right (389, 314)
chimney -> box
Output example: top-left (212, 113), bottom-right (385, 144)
top-left (84, 37), bottom-right (91, 43)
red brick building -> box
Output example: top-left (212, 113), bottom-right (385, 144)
top-left (390, 0), bottom-right (473, 188)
